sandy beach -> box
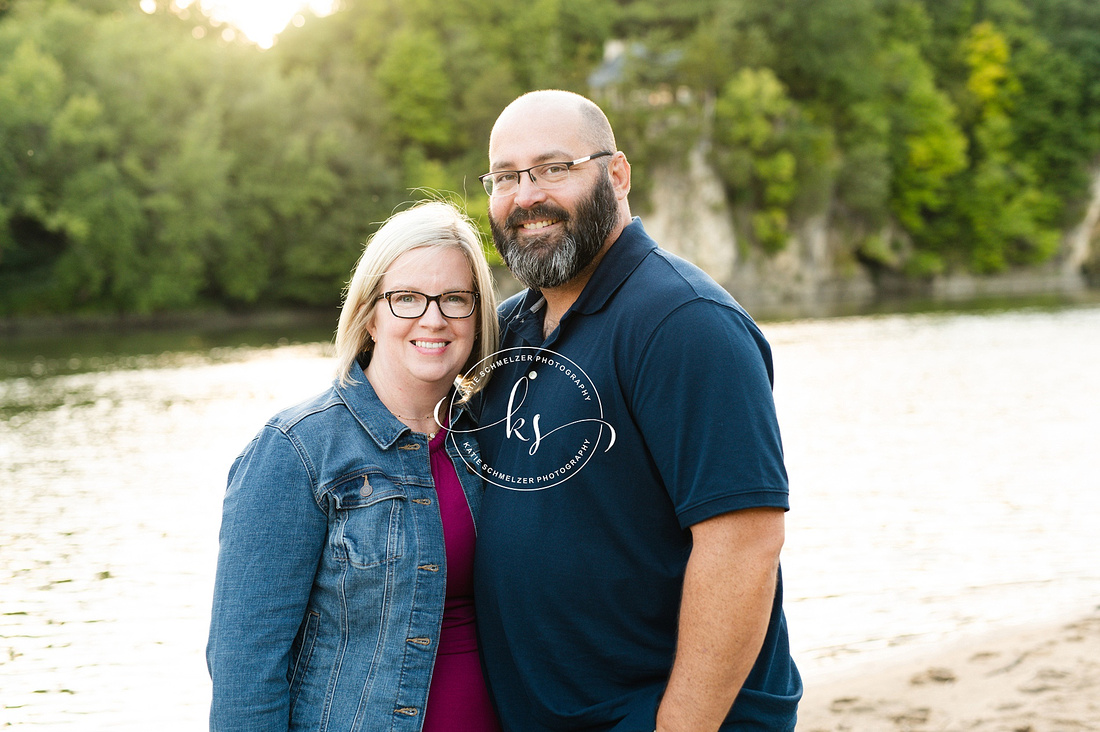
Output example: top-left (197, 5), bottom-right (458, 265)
top-left (797, 606), bottom-right (1100, 731)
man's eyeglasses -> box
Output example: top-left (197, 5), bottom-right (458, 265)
top-left (479, 152), bottom-right (613, 197)
top-left (375, 290), bottom-right (479, 319)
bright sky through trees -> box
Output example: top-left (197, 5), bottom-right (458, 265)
top-left (140, 0), bottom-right (337, 48)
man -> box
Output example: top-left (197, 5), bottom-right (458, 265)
top-left (471, 89), bottom-right (801, 732)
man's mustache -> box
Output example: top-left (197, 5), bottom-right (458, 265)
top-left (504, 204), bottom-right (571, 230)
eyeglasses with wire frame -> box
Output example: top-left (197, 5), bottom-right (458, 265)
top-left (375, 290), bottom-right (479, 319)
top-left (479, 151), bottom-right (613, 197)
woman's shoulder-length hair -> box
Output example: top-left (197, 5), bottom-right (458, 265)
top-left (334, 200), bottom-right (499, 399)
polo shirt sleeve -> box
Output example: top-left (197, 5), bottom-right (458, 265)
top-left (628, 299), bottom-right (789, 528)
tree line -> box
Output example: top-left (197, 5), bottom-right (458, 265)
top-left (2, 0), bottom-right (1098, 315)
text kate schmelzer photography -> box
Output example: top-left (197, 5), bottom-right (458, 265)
top-left (441, 347), bottom-right (616, 491)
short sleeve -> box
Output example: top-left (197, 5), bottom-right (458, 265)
top-left (628, 300), bottom-right (789, 528)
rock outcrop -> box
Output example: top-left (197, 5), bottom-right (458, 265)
top-left (644, 151), bottom-right (1097, 313)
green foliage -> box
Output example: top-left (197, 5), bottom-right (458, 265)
top-left (879, 40), bottom-right (968, 235)
top-left (712, 68), bottom-right (801, 251)
top-left (1009, 35), bottom-right (1093, 213)
top-left (1, 0), bottom-right (1099, 316)
top-left (632, 0), bottom-right (1098, 276)
top-left (921, 21), bottom-right (1064, 272)
top-left (376, 27), bottom-right (455, 152)
top-left (0, 0), bottom-right (400, 314)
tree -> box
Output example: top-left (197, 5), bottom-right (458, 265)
top-left (927, 21), bottom-right (1060, 272)
top-left (712, 69), bottom-right (805, 251)
top-left (880, 40), bottom-right (968, 238)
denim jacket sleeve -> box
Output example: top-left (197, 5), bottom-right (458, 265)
top-left (207, 425), bottom-right (327, 731)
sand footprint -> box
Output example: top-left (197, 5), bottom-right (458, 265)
top-left (909, 667), bottom-right (957, 685)
top-left (1018, 667), bottom-right (1071, 694)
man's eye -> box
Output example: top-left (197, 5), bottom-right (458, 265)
top-left (542, 164), bottom-right (570, 175)
top-left (496, 172), bottom-right (519, 184)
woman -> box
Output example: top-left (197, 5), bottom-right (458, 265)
top-left (207, 201), bottom-right (501, 731)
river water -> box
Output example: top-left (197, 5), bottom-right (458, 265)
top-left (1, 304), bottom-right (1098, 728)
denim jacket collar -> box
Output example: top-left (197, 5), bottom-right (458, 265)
top-left (333, 371), bottom-right (473, 450)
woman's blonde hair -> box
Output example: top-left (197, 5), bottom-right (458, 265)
top-left (335, 201), bottom-right (499, 397)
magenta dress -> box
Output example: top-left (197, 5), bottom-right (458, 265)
top-left (421, 428), bottom-right (502, 732)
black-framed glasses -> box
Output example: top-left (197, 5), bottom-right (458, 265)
top-left (479, 151), bottom-right (613, 197)
top-left (375, 290), bottom-right (479, 319)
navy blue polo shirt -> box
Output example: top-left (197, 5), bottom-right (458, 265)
top-left (472, 219), bottom-right (801, 731)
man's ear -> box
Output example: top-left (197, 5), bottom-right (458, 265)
top-left (608, 151), bottom-right (631, 201)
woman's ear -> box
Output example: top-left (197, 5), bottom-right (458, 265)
top-left (363, 303), bottom-right (377, 349)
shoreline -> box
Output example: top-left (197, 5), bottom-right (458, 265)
top-left (796, 605), bottom-right (1100, 730)
top-left (2, 290), bottom-right (1098, 339)
top-left (0, 306), bottom-right (339, 338)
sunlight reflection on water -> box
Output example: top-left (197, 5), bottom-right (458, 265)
top-left (1, 306), bottom-right (1099, 727)
top-left (771, 307), bottom-right (1100, 678)
top-left (0, 344), bottom-right (334, 729)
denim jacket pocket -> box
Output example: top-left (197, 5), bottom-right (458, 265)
top-left (331, 471), bottom-right (408, 569)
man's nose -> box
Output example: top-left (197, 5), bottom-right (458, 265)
top-left (512, 171), bottom-right (548, 209)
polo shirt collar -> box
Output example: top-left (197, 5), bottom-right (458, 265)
top-left (570, 217), bottom-right (655, 315)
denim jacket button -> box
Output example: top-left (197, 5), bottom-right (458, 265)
top-left (465, 464), bottom-right (476, 475)
top-left (412, 498), bottom-right (432, 506)
top-left (360, 477), bottom-right (372, 497)
top-left (407, 636), bottom-right (431, 646)
top-left (417, 564), bottom-right (439, 572)
top-left (395, 707), bottom-right (419, 716)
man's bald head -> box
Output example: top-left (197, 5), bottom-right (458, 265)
top-left (489, 90), bottom-right (616, 159)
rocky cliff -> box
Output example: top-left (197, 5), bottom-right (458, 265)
top-left (644, 153), bottom-right (1100, 314)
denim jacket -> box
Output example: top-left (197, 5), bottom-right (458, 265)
top-left (207, 374), bottom-right (484, 731)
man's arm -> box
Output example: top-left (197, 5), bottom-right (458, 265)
top-left (655, 507), bottom-right (785, 732)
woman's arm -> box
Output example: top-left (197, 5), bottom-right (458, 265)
top-left (207, 427), bottom-right (327, 731)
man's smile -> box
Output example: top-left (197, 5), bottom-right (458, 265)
top-left (521, 219), bottom-right (561, 231)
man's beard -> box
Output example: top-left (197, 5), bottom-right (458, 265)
top-left (489, 172), bottom-right (618, 290)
